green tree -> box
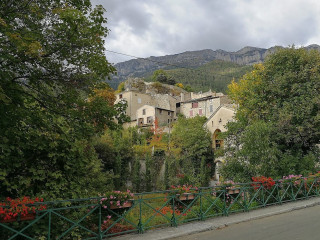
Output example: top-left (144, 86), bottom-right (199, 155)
top-left (133, 158), bottom-right (141, 192)
top-left (152, 69), bottom-right (168, 83)
top-left (171, 116), bottom-right (213, 185)
top-left (221, 47), bottom-right (320, 181)
top-left (0, 0), bottom-right (118, 199)
top-left (152, 69), bottom-right (176, 85)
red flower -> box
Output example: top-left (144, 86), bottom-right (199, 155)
top-left (0, 196), bottom-right (47, 221)
top-left (251, 176), bottom-right (275, 190)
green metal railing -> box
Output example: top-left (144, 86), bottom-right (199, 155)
top-left (1, 177), bottom-right (320, 239)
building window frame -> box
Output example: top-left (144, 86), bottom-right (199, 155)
top-left (192, 102), bottom-right (198, 108)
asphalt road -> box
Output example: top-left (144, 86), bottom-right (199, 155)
top-left (171, 205), bottom-right (320, 240)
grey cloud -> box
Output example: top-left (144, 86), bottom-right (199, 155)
top-left (93, 0), bottom-right (152, 36)
top-left (92, 0), bottom-right (320, 63)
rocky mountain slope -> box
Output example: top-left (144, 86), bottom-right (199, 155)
top-left (109, 45), bottom-right (320, 89)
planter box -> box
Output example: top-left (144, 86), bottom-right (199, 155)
top-left (176, 193), bottom-right (195, 201)
top-left (0, 213), bottom-right (36, 223)
top-left (110, 201), bottom-right (133, 210)
top-left (227, 189), bottom-right (240, 195)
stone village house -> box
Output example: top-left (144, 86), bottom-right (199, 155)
top-left (204, 105), bottom-right (236, 181)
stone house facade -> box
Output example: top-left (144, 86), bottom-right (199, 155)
top-left (136, 105), bottom-right (175, 127)
top-left (204, 104), bottom-right (236, 149)
top-left (115, 90), bottom-right (179, 127)
top-left (204, 104), bottom-right (236, 181)
top-left (178, 95), bottom-right (231, 119)
top-left (115, 91), bottom-right (154, 121)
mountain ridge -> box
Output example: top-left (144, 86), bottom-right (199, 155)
top-left (110, 44), bottom-right (320, 89)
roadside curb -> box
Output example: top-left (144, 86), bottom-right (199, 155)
top-left (115, 196), bottom-right (320, 240)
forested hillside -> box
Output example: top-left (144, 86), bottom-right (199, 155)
top-left (143, 60), bottom-right (253, 93)
top-left (167, 60), bottom-right (252, 93)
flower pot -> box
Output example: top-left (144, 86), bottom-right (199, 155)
top-left (176, 193), bottom-right (195, 201)
top-left (227, 189), bottom-right (240, 195)
top-left (0, 213), bottom-right (36, 223)
top-left (110, 201), bottom-right (133, 210)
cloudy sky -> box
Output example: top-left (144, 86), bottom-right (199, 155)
top-left (91, 0), bottom-right (320, 64)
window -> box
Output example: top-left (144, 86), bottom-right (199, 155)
top-left (192, 102), bottom-right (198, 108)
top-left (168, 111), bottom-right (171, 116)
top-left (119, 94), bottom-right (122, 99)
top-left (213, 129), bottom-right (223, 149)
top-left (199, 109), bottom-right (202, 115)
top-left (142, 109), bottom-right (146, 115)
top-left (159, 109), bottom-right (162, 115)
top-left (147, 116), bottom-right (153, 123)
top-left (215, 140), bottom-right (221, 149)
top-left (138, 98), bottom-right (141, 104)
top-left (168, 119), bottom-right (170, 123)
top-left (190, 110), bottom-right (193, 117)
top-left (210, 105), bottom-right (213, 112)
top-left (138, 118), bottom-right (144, 126)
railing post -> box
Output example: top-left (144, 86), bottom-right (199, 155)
top-left (199, 189), bottom-right (204, 221)
top-left (98, 203), bottom-right (102, 240)
top-left (262, 186), bottom-right (266, 207)
top-left (306, 178), bottom-right (310, 199)
top-left (277, 182), bottom-right (281, 204)
top-left (243, 186), bottom-right (248, 212)
top-left (48, 210), bottom-right (51, 240)
top-left (290, 182), bottom-right (295, 201)
top-left (138, 196), bottom-right (144, 234)
top-left (171, 194), bottom-right (177, 227)
top-left (223, 186), bottom-right (228, 216)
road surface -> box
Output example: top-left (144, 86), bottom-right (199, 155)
top-left (172, 204), bottom-right (320, 240)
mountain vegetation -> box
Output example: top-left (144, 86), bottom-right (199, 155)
top-left (145, 60), bottom-right (253, 93)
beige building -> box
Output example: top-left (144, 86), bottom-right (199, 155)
top-left (115, 91), bottom-right (154, 122)
top-left (178, 95), bottom-right (231, 119)
top-left (115, 90), bottom-right (178, 127)
top-left (205, 104), bottom-right (235, 149)
top-left (136, 105), bottom-right (175, 127)
top-left (204, 104), bottom-right (236, 181)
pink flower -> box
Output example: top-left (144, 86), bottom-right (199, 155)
top-left (107, 215), bottom-right (111, 219)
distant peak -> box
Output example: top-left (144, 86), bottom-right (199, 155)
top-left (236, 46), bottom-right (266, 54)
top-left (306, 44), bottom-right (320, 49)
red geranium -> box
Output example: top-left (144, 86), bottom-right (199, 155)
top-left (251, 176), bottom-right (275, 190)
top-left (0, 196), bottom-right (46, 221)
